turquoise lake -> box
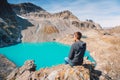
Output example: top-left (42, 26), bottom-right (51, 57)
top-left (0, 42), bottom-right (95, 70)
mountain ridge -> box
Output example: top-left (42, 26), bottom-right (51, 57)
top-left (11, 2), bottom-right (45, 15)
top-left (10, 2), bottom-right (102, 42)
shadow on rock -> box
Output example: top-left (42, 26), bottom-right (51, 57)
top-left (16, 16), bottom-right (34, 30)
top-left (83, 64), bottom-right (112, 80)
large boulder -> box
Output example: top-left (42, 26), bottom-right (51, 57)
top-left (7, 60), bottom-right (36, 80)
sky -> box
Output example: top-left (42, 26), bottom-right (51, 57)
top-left (7, 0), bottom-right (120, 28)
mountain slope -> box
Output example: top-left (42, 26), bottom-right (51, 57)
top-left (11, 2), bottom-right (102, 42)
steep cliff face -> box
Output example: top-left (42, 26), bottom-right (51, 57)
top-left (10, 3), bottom-right (102, 42)
top-left (0, 0), bottom-right (16, 22)
top-left (0, 0), bottom-right (21, 47)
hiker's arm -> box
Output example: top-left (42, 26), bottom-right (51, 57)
top-left (83, 43), bottom-right (86, 51)
top-left (69, 45), bottom-right (75, 60)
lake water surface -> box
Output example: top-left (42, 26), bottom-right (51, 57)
top-left (0, 42), bottom-right (95, 69)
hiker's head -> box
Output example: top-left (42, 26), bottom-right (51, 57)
top-left (74, 32), bottom-right (82, 41)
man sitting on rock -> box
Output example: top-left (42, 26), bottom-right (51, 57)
top-left (65, 32), bottom-right (86, 66)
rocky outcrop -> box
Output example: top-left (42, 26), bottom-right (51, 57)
top-left (0, 0), bottom-right (21, 47)
top-left (0, 55), bottom-right (16, 80)
top-left (7, 60), bottom-right (36, 80)
top-left (52, 10), bottom-right (79, 20)
top-left (72, 20), bottom-right (102, 29)
top-left (7, 60), bottom-right (105, 80)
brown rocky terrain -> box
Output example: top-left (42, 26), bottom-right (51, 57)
top-left (7, 60), bottom-right (107, 80)
top-left (57, 27), bottom-right (120, 80)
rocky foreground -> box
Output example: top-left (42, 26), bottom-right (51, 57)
top-left (7, 60), bottom-right (111, 80)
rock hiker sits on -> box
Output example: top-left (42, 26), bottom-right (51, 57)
top-left (65, 32), bottom-right (86, 66)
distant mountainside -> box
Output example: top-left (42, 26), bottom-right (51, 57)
top-left (11, 2), bottom-right (101, 29)
top-left (10, 2), bottom-right (102, 42)
top-left (0, 1), bottom-right (102, 44)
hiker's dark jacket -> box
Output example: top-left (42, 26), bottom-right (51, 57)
top-left (69, 41), bottom-right (86, 65)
